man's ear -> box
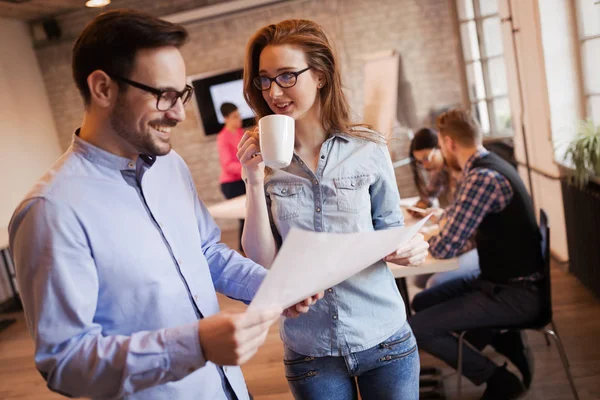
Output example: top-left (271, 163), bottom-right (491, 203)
top-left (87, 70), bottom-right (116, 108)
top-left (444, 134), bottom-right (456, 153)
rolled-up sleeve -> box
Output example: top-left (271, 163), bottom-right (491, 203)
top-left (370, 144), bottom-right (405, 230)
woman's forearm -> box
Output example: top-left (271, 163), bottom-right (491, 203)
top-left (241, 182), bottom-right (278, 268)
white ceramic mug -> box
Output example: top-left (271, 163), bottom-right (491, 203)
top-left (258, 114), bottom-right (295, 169)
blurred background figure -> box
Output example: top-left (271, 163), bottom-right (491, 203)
top-left (408, 127), bottom-right (480, 289)
top-left (409, 127), bottom-right (453, 211)
top-left (217, 102), bottom-right (246, 250)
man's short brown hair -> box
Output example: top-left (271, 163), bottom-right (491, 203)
top-left (435, 108), bottom-right (482, 147)
top-left (72, 9), bottom-right (188, 106)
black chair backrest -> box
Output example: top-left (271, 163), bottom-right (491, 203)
top-left (483, 138), bottom-right (517, 170)
top-left (539, 209), bottom-right (553, 324)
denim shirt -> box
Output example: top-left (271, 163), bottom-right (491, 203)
top-left (265, 133), bottom-right (407, 357)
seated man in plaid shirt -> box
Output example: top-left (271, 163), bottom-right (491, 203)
top-left (409, 109), bottom-right (544, 400)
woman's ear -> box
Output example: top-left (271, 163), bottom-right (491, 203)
top-left (315, 72), bottom-right (326, 89)
top-left (87, 70), bottom-right (116, 108)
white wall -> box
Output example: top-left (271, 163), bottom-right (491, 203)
top-left (0, 17), bottom-right (62, 302)
top-left (538, 0), bottom-right (584, 161)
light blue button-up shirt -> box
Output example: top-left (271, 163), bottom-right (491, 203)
top-left (265, 133), bottom-right (407, 357)
top-left (9, 133), bottom-right (267, 400)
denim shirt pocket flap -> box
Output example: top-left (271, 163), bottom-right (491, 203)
top-left (334, 175), bottom-right (372, 212)
top-left (268, 184), bottom-right (303, 197)
top-left (334, 175), bottom-right (372, 190)
top-left (267, 184), bottom-right (303, 220)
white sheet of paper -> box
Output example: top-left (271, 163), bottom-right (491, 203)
top-left (248, 215), bottom-right (431, 312)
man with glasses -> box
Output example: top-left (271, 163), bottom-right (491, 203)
top-left (8, 10), bottom-right (320, 400)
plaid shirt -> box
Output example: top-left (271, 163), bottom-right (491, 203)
top-left (429, 148), bottom-right (514, 259)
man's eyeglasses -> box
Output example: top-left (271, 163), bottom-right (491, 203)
top-left (108, 74), bottom-right (194, 111)
top-left (253, 67), bottom-right (311, 91)
top-left (414, 148), bottom-right (438, 166)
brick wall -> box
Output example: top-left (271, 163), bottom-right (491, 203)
top-left (33, 0), bottom-right (464, 228)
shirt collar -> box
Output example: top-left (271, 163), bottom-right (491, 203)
top-left (71, 128), bottom-right (156, 171)
top-left (463, 146), bottom-right (490, 174)
top-left (329, 132), bottom-right (351, 142)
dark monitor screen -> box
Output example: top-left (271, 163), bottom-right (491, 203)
top-left (191, 68), bottom-right (256, 135)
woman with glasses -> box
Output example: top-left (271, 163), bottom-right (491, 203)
top-left (236, 19), bottom-right (428, 400)
top-left (408, 128), bottom-right (481, 289)
top-left (408, 128), bottom-right (452, 214)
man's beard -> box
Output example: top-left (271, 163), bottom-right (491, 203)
top-left (109, 96), bottom-right (174, 156)
top-left (444, 152), bottom-right (461, 172)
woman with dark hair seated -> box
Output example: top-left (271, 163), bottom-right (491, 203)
top-left (408, 128), bottom-right (480, 289)
top-left (409, 128), bottom-right (453, 211)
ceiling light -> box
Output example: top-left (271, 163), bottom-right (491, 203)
top-left (86, 0), bottom-right (111, 7)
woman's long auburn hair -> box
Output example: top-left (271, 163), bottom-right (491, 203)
top-left (243, 19), bottom-right (384, 144)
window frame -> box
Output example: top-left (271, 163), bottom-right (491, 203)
top-left (575, 0), bottom-right (600, 124)
top-left (456, 0), bottom-right (512, 137)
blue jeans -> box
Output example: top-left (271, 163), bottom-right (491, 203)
top-left (283, 323), bottom-right (420, 400)
top-left (413, 248), bottom-right (481, 289)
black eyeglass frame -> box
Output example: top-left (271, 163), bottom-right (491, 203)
top-left (253, 67), bottom-right (312, 91)
top-left (108, 73), bottom-right (194, 111)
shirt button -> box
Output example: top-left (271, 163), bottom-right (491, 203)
top-left (316, 207), bottom-right (321, 213)
top-left (128, 162), bottom-right (134, 168)
top-left (194, 295), bottom-right (198, 301)
top-left (282, 189), bottom-right (287, 194)
top-left (314, 180), bottom-right (319, 185)
top-left (320, 155), bottom-right (325, 159)
top-left (350, 182), bottom-right (355, 187)
top-left (223, 366), bottom-right (228, 373)
top-left (178, 259), bottom-right (183, 265)
top-left (327, 288), bottom-right (333, 293)
top-left (332, 315), bottom-right (338, 320)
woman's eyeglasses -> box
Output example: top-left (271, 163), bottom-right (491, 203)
top-left (253, 67), bottom-right (311, 91)
top-left (414, 148), bottom-right (438, 166)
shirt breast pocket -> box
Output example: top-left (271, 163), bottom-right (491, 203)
top-left (334, 175), bottom-right (372, 213)
top-left (268, 183), bottom-right (303, 220)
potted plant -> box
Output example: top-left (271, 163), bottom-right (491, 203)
top-left (560, 119), bottom-right (600, 298)
top-left (563, 120), bottom-right (600, 188)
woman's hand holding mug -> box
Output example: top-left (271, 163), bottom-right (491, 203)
top-left (237, 127), bottom-right (265, 186)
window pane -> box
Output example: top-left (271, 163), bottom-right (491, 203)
top-left (482, 17), bottom-right (503, 57)
top-left (473, 101), bottom-right (491, 134)
top-left (466, 61), bottom-right (486, 101)
top-left (589, 96), bottom-right (600, 126)
top-left (488, 57), bottom-right (508, 96)
top-left (478, 0), bottom-right (498, 16)
top-left (576, 0), bottom-right (600, 37)
top-left (457, 0), bottom-right (474, 20)
top-left (460, 21), bottom-right (481, 61)
top-left (493, 97), bottom-right (513, 135)
top-left (582, 38), bottom-right (600, 94)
